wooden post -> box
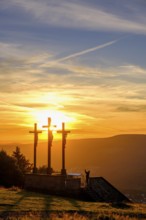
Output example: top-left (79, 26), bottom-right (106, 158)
top-left (29, 123), bottom-right (42, 173)
top-left (43, 117), bottom-right (54, 175)
top-left (57, 122), bottom-right (70, 175)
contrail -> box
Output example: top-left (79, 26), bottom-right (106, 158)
top-left (56, 38), bottom-right (119, 62)
top-left (41, 36), bottom-right (127, 67)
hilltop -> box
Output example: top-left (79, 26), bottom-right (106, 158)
top-left (1, 134), bottom-right (146, 192)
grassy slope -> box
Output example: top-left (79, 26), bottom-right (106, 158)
top-left (0, 188), bottom-right (146, 219)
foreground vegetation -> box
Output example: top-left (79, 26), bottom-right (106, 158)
top-left (0, 148), bottom-right (32, 187)
top-left (0, 187), bottom-right (146, 219)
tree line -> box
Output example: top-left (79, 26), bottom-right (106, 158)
top-left (0, 147), bottom-right (33, 187)
top-left (0, 146), bottom-right (53, 188)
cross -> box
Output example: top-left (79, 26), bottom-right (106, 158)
top-left (29, 123), bottom-right (42, 174)
top-left (42, 117), bottom-right (55, 175)
top-left (57, 122), bottom-right (70, 175)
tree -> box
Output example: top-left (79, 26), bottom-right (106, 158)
top-left (0, 150), bottom-right (23, 187)
top-left (0, 147), bottom-right (33, 188)
top-left (37, 165), bottom-right (48, 174)
top-left (12, 146), bottom-right (33, 174)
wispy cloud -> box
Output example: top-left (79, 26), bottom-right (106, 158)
top-left (1, 1), bottom-right (146, 141)
top-left (116, 104), bottom-right (146, 112)
top-left (0, 57), bottom-right (146, 140)
top-left (3, 0), bottom-right (146, 34)
top-left (1, 48), bottom-right (146, 106)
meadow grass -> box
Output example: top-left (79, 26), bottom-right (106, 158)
top-left (0, 187), bottom-right (146, 219)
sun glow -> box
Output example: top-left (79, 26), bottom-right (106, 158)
top-left (26, 108), bottom-right (77, 141)
top-left (32, 110), bottom-right (74, 130)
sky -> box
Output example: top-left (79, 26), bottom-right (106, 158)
top-left (0, 0), bottom-right (146, 143)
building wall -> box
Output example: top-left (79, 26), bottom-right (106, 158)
top-left (25, 174), bottom-right (81, 196)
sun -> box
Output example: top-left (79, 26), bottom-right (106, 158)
top-left (32, 110), bottom-right (74, 130)
top-left (28, 109), bottom-right (76, 141)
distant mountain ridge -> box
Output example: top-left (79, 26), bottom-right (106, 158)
top-left (1, 134), bottom-right (146, 192)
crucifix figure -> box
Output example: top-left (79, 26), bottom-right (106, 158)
top-left (57, 122), bottom-right (70, 175)
top-left (43, 117), bottom-right (54, 175)
top-left (29, 123), bottom-right (42, 174)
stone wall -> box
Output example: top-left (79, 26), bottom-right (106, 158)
top-left (25, 174), bottom-right (81, 196)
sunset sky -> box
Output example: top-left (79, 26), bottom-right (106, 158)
top-left (0, 0), bottom-right (146, 143)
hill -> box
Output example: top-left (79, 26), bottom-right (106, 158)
top-left (1, 134), bottom-right (146, 192)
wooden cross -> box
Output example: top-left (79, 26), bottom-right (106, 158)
top-left (57, 122), bottom-right (70, 175)
top-left (42, 117), bottom-right (54, 175)
top-left (29, 123), bottom-right (42, 174)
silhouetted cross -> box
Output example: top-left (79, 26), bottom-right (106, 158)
top-left (57, 122), bottom-right (70, 175)
top-left (29, 123), bottom-right (42, 173)
top-left (43, 117), bottom-right (55, 175)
